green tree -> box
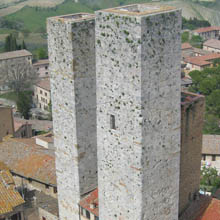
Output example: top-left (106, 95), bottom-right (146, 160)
top-left (190, 35), bottom-right (203, 48)
top-left (16, 92), bottom-right (32, 119)
top-left (203, 114), bottom-right (220, 134)
top-left (36, 48), bottom-right (47, 59)
top-left (21, 40), bottom-right (26, 50)
top-left (200, 166), bottom-right (220, 193)
top-left (4, 35), bottom-right (10, 52)
top-left (181, 31), bottom-right (189, 43)
top-left (48, 100), bottom-right (52, 121)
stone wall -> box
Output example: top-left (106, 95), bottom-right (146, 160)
top-left (0, 107), bottom-right (14, 141)
top-left (39, 207), bottom-right (58, 220)
top-left (179, 92), bottom-right (205, 214)
top-left (96, 5), bottom-right (181, 220)
top-left (47, 13), bottom-right (97, 220)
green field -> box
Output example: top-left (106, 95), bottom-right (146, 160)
top-left (0, 90), bottom-right (32, 102)
top-left (4, 0), bottom-right (93, 33)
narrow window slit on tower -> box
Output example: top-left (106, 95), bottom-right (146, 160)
top-left (110, 115), bottom-right (116, 130)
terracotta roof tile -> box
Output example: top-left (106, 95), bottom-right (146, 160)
top-left (0, 137), bottom-right (56, 185)
top-left (79, 188), bottom-right (99, 217)
top-left (0, 170), bottom-right (24, 215)
top-left (185, 53), bottom-right (220, 66)
top-left (36, 78), bottom-right (51, 91)
top-left (195, 198), bottom-right (220, 220)
top-left (194, 26), bottom-right (220, 33)
top-left (182, 43), bottom-right (192, 50)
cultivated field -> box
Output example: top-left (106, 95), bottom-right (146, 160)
top-left (0, 0), bottom-right (65, 17)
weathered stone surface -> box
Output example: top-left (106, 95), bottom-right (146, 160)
top-left (96, 5), bottom-right (182, 220)
top-left (47, 13), bottom-right (97, 220)
top-left (179, 92), bottom-right (205, 215)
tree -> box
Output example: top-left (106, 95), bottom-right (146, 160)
top-left (21, 40), bottom-right (26, 50)
top-left (181, 31), bottom-right (189, 43)
top-left (16, 91), bottom-right (32, 119)
top-left (200, 166), bottom-right (220, 193)
top-left (0, 60), bottom-right (39, 93)
top-left (35, 48), bottom-right (47, 60)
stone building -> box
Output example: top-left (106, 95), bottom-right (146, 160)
top-left (203, 39), bottom-right (220, 54)
top-left (34, 78), bottom-right (51, 111)
top-left (33, 59), bottom-right (50, 78)
top-left (202, 135), bottom-right (220, 174)
top-left (0, 50), bottom-right (32, 91)
top-left (47, 13), bottom-right (97, 220)
top-left (179, 92), bottom-right (205, 215)
top-left (0, 106), bottom-right (14, 142)
top-left (193, 26), bottom-right (220, 41)
top-left (47, 3), bottom-right (207, 220)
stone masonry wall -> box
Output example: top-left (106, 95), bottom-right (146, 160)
top-left (179, 94), bottom-right (205, 215)
top-left (47, 14), bottom-right (97, 220)
top-left (96, 5), bottom-right (181, 220)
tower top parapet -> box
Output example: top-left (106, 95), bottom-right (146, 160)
top-left (99, 3), bottom-right (177, 16)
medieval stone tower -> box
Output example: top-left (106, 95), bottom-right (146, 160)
top-left (47, 13), bottom-right (97, 219)
top-left (96, 5), bottom-right (182, 220)
top-left (47, 3), bottom-right (183, 220)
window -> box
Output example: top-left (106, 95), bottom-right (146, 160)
top-left (53, 187), bottom-right (57, 193)
top-left (40, 90), bottom-right (42, 94)
top-left (212, 155), bottom-right (216, 161)
top-left (45, 92), bottom-right (47, 97)
top-left (45, 72), bottom-right (48, 75)
top-left (95, 216), bottom-right (99, 220)
top-left (45, 66), bottom-right (48, 70)
top-left (202, 155), bottom-right (206, 161)
top-left (86, 210), bottom-right (90, 219)
top-left (42, 217), bottom-right (46, 220)
top-left (110, 115), bottom-right (116, 130)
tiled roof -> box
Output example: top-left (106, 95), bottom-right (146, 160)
top-left (202, 135), bottom-right (220, 155)
top-left (182, 43), bottom-right (192, 50)
top-left (204, 39), bottom-right (220, 50)
top-left (33, 59), bottom-right (49, 66)
top-left (185, 53), bottom-right (220, 66)
top-left (0, 170), bottom-right (25, 215)
top-left (195, 198), bottom-right (220, 220)
top-left (0, 137), bottom-right (56, 186)
top-left (194, 26), bottom-right (220, 33)
top-left (36, 78), bottom-right (51, 91)
top-left (79, 188), bottom-right (99, 217)
top-left (0, 50), bottom-right (32, 61)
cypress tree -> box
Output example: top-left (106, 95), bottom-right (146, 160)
top-left (4, 35), bottom-right (10, 52)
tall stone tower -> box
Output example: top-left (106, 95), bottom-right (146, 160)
top-left (96, 4), bottom-right (182, 220)
top-left (47, 13), bottom-right (97, 219)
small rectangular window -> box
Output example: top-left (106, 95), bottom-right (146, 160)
top-left (202, 155), bottom-right (206, 161)
top-left (86, 210), bottom-right (90, 219)
top-left (212, 155), bottom-right (216, 161)
top-left (53, 187), bottom-right (57, 194)
top-left (110, 115), bottom-right (116, 130)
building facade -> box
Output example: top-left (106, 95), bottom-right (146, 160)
top-left (193, 26), bottom-right (220, 41)
top-left (33, 59), bottom-right (50, 78)
top-left (0, 106), bottom-right (14, 142)
top-left (96, 5), bottom-right (181, 220)
top-left (34, 78), bottom-right (51, 111)
top-left (203, 39), bottom-right (220, 54)
top-left (47, 13), bottom-right (97, 219)
top-left (179, 92), bottom-right (205, 215)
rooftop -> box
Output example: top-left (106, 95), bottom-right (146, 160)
top-left (36, 78), bottom-right (51, 91)
top-left (203, 39), bottom-right (220, 50)
top-left (0, 137), bottom-right (56, 186)
top-left (102, 4), bottom-right (176, 16)
top-left (202, 135), bottom-right (220, 155)
top-left (33, 59), bottom-right (49, 66)
top-left (0, 50), bottom-right (32, 61)
top-left (0, 169), bottom-right (25, 215)
top-left (181, 91), bottom-right (204, 106)
top-left (185, 53), bottom-right (220, 66)
top-left (182, 43), bottom-right (192, 50)
top-left (79, 188), bottom-right (99, 217)
top-left (194, 26), bottom-right (220, 33)
top-left (50, 13), bottom-right (95, 22)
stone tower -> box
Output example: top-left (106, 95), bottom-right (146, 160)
top-left (47, 13), bottom-right (97, 219)
top-left (96, 4), bottom-right (182, 220)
